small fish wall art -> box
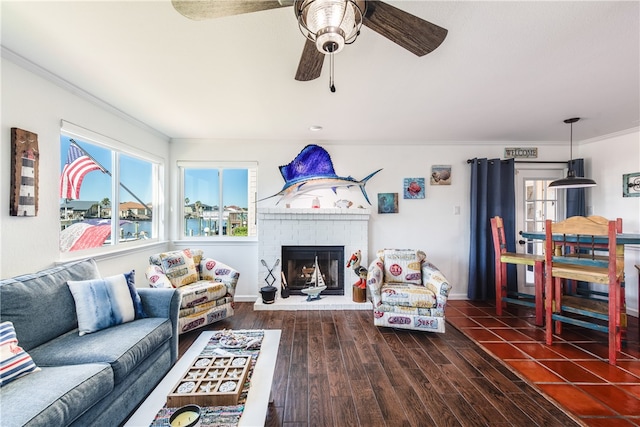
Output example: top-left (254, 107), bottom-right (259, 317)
top-left (260, 144), bottom-right (382, 205)
top-left (403, 178), bottom-right (425, 199)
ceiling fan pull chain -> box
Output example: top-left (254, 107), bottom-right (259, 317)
top-left (329, 53), bottom-right (336, 93)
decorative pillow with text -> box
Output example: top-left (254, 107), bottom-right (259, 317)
top-left (382, 249), bottom-right (423, 285)
top-left (159, 249), bottom-right (198, 288)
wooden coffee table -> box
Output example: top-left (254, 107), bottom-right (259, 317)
top-left (124, 329), bottom-right (281, 427)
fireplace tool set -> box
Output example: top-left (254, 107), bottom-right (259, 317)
top-left (260, 259), bottom-right (280, 303)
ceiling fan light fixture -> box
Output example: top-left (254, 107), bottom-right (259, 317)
top-left (295, 0), bottom-right (365, 54)
top-left (548, 117), bottom-right (598, 189)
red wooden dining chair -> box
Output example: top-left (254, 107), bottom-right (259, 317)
top-left (490, 216), bottom-right (544, 326)
top-left (544, 216), bottom-right (624, 365)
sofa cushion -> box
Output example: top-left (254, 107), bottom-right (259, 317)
top-left (159, 250), bottom-right (198, 288)
top-left (179, 296), bottom-right (233, 318)
top-left (28, 317), bottom-right (171, 385)
top-left (178, 301), bottom-right (233, 334)
top-left (380, 283), bottom-right (437, 308)
top-left (382, 249), bottom-right (424, 285)
top-left (0, 321), bottom-right (40, 386)
top-left (0, 363), bottom-right (112, 427)
top-left (0, 259), bottom-right (101, 351)
top-left (178, 280), bottom-right (228, 309)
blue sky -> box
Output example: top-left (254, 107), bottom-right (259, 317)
top-left (61, 136), bottom-right (248, 207)
top-left (184, 168), bottom-right (248, 207)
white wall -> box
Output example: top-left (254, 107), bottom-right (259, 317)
top-left (1, 57), bottom-right (171, 279)
top-left (581, 130), bottom-right (640, 315)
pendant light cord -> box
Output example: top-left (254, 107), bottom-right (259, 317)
top-left (329, 53), bottom-right (336, 93)
top-left (569, 121), bottom-right (573, 162)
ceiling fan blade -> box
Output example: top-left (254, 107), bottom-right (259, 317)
top-left (363, 1), bottom-right (448, 57)
top-left (295, 40), bottom-right (325, 81)
top-left (172, 1), bottom-right (290, 20)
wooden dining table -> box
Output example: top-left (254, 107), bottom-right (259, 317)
top-left (520, 229), bottom-right (639, 342)
top-left (520, 231), bottom-right (640, 245)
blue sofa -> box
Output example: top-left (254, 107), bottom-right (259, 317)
top-left (0, 259), bottom-right (180, 426)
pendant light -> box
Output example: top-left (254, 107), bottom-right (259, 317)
top-left (548, 118), bottom-right (597, 189)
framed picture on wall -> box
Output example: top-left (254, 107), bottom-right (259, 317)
top-left (430, 165), bottom-right (452, 185)
top-left (623, 172), bottom-right (640, 197)
top-left (378, 193), bottom-right (398, 214)
top-left (10, 128), bottom-right (39, 216)
top-left (403, 178), bottom-right (425, 199)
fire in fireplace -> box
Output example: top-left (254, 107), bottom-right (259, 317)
top-left (281, 246), bottom-right (344, 296)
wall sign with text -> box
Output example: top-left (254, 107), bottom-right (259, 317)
top-left (504, 147), bottom-right (538, 159)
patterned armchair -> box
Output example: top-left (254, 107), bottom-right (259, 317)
top-left (145, 248), bottom-right (239, 334)
top-left (366, 249), bottom-right (451, 333)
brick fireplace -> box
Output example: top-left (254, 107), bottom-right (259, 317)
top-left (256, 208), bottom-right (372, 310)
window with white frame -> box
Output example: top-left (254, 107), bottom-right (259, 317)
top-left (179, 162), bottom-right (257, 238)
top-left (59, 121), bottom-right (162, 253)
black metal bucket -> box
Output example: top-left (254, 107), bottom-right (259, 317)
top-left (260, 285), bottom-right (277, 304)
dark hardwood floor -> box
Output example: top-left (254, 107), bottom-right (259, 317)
top-left (178, 303), bottom-right (580, 427)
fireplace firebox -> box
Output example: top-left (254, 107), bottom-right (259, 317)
top-left (282, 246), bottom-right (344, 296)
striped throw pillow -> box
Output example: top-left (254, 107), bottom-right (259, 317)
top-left (0, 321), bottom-right (40, 386)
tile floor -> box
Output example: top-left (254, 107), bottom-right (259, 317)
top-left (447, 300), bottom-right (640, 426)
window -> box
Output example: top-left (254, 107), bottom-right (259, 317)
top-left (59, 121), bottom-right (162, 253)
top-left (179, 162), bottom-right (257, 238)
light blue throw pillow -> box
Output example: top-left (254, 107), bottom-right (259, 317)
top-left (67, 271), bottom-right (144, 336)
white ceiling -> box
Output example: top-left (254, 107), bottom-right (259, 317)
top-left (2, 1), bottom-right (639, 144)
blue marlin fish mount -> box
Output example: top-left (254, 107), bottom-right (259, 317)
top-left (260, 144), bottom-right (382, 205)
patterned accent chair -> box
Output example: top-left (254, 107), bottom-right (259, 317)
top-left (366, 249), bottom-right (451, 333)
top-left (145, 248), bottom-right (239, 334)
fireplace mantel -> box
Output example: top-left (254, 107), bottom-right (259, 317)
top-left (257, 207), bottom-right (371, 310)
top-left (259, 207), bottom-right (371, 220)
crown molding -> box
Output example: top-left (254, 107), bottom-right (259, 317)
top-left (579, 126), bottom-right (639, 145)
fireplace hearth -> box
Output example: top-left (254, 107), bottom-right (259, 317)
top-left (282, 246), bottom-right (344, 296)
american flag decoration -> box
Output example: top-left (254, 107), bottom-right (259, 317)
top-left (59, 142), bottom-right (103, 200)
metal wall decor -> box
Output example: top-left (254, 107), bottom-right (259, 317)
top-left (10, 128), bottom-right (39, 216)
top-left (623, 172), bottom-right (640, 197)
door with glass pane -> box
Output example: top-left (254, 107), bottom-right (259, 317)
top-left (515, 168), bottom-right (565, 294)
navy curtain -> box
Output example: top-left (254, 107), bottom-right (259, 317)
top-left (468, 158), bottom-right (516, 300)
top-left (566, 158), bottom-right (586, 217)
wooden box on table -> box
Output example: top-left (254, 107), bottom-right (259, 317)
top-left (166, 355), bottom-right (251, 407)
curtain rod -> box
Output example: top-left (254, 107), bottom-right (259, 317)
top-left (466, 159), bottom-right (568, 164)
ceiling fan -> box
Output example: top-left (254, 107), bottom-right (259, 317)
top-left (171, 0), bottom-right (448, 85)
